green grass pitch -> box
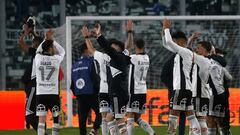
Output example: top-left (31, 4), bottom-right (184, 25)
top-left (0, 126), bottom-right (240, 135)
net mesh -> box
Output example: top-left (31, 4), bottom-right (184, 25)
top-left (66, 19), bottom-right (240, 88)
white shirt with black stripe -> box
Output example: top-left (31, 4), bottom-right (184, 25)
top-left (164, 29), bottom-right (193, 91)
top-left (128, 53), bottom-right (150, 94)
top-left (93, 51), bottom-right (111, 93)
top-left (209, 59), bottom-right (225, 95)
top-left (191, 54), bottom-right (212, 98)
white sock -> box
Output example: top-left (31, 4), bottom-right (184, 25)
top-left (138, 118), bottom-right (155, 135)
top-left (208, 128), bottom-right (217, 135)
top-left (52, 123), bottom-right (60, 135)
top-left (108, 120), bottom-right (118, 135)
top-left (198, 119), bottom-right (208, 135)
top-left (187, 115), bottom-right (201, 135)
top-left (118, 123), bottom-right (128, 135)
top-left (101, 118), bottom-right (109, 135)
top-left (127, 118), bottom-right (135, 135)
top-left (38, 123), bottom-right (45, 135)
top-left (167, 115), bottom-right (178, 135)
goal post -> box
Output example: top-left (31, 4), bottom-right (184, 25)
top-left (65, 15), bottom-right (240, 127)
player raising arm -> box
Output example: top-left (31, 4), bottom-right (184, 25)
top-left (94, 23), bottom-right (131, 135)
top-left (163, 19), bottom-right (201, 135)
top-left (124, 20), bottom-right (155, 135)
top-left (35, 30), bottom-right (65, 135)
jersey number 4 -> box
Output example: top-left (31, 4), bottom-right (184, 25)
top-left (39, 66), bottom-right (55, 81)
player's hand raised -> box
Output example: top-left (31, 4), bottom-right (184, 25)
top-left (81, 26), bottom-right (91, 38)
top-left (189, 32), bottom-right (201, 40)
top-left (45, 29), bottom-right (54, 40)
top-left (126, 20), bottom-right (133, 32)
top-left (162, 19), bottom-right (171, 30)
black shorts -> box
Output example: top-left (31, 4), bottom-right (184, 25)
top-left (193, 97), bottom-right (209, 116)
top-left (99, 93), bottom-right (111, 113)
top-left (111, 95), bottom-right (128, 118)
top-left (209, 93), bottom-right (226, 117)
top-left (169, 90), bottom-right (193, 111)
top-left (25, 81), bottom-right (37, 116)
top-left (36, 95), bottom-right (60, 117)
top-left (127, 94), bottom-right (146, 114)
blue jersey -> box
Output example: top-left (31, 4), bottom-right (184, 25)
top-left (71, 56), bottom-right (100, 95)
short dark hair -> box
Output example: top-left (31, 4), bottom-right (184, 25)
top-left (33, 36), bottom-right (43, 44)
top-left (215, 48), bottom-right (227, 55)
top-left (42, 40), bottom-right (54, 53)
top-left (109, 38), bottom-right (125, 51)
top-left (79, 43), bottom-right (88, 54)
top-left (135, 38), bottom-right (145, 49)
top-left (197, 41), bottom-right (212, 52)
top-left (172, 31), bottom-right (187, 41)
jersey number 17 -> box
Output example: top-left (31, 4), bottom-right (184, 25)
top-left (39, 66), bottom-right (55, 81)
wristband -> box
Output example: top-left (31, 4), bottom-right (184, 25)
top-left (84, 36), bottom-right (90, 39)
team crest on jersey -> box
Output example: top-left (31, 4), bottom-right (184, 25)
top-left (76, 78), bottom-right (85, 89)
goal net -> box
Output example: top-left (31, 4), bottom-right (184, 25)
top-left (65, 16), bottom-right (240, 127)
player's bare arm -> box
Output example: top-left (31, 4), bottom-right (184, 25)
top-left (125, 20), bottom-right (134, 54)
top-left (81, 26), bottom-right (96, 54)
top-left (162, 19), bottom-right (181, 53)
top-left (18, 34), bottom-right (30, 53)
top-left (18, 25), bottom-right (33, 53)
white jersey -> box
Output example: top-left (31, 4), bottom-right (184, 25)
top-left (164, 29), bottom-right (193, 91)
top-left (128, 53), bottom-right (150, 94)
top-left (191, 54), bottom-right (211, 98)
top-left (208, 59), bottom-right (225, 95)
top-left (93, 51), bottom-right (111, 93)
top-left (35, 41), bottom-right (65, 95)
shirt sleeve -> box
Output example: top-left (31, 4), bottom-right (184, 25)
top-left (164, 29), bottom-right (193, 60)
top-left (53, 41), bottom-right (65, 62)
top-left (97, 35), bottom-right (123, 61)
top-left (93, 51), bottom-right (103, 63)
top-left (223, 67), bottom-right (233, 81)
top-left (162, 35), bottom-right (175, 52)
top-left (194, 53), bottom-right (209, 66)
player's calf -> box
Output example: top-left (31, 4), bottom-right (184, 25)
top-left (187, 114), bottom-right (201, 135)
top-left (198, 118), bottom-right (208, 135)
top-left (167, 115), bottom-right (178, 135)
top-left (108, 120), bottom-right (119, 135)
top-left (52, 117), bottom-right (60, 135)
